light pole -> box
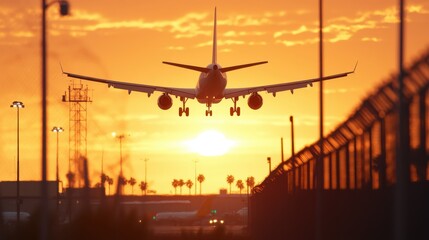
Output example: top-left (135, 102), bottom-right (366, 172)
top-left (267, 157), bottom-right (272, 175)
top-left (112, 132), bottom-right (126, 176)
top-left (10, 101), bottom-right (24, 225)
top-left (290, 116), bottom-right (295, 192)
top-left (41, 1), bottom-right (69, 239)
top-left (51, 126), bottom-right (64, 212)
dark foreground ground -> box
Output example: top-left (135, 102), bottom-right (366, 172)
top-left (0, 208), bottom-right (252, 240)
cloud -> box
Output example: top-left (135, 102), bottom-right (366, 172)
top-left (174, 29), bottom-right (210, 39)
top-left (407, 4), bottom-right (429, 14)
top-left (66, 9), bottom-right (106, 22)
top-left (2, 4), bottom-right (428, 48)
top-left (50, 10), bottom-right (210, 39)
top-left (223, 30), bottom-right (265, 37)
top-left (10, 31), bottom-right (34, 38)
top-left (196, 39), bottom-right (245, 48)
top-left (329, 31), bottom-right (352, 43)
top-left (292, 25), bottom-right (316, 35)
top-left (276, 38), bottom-right (318, 47)
top-left (218, 15), bottom-right (271, 27)
top-left (373, 7), bottom-right (399, 23)
top-left (274, 25), bottom-right (319, 39)
top-left (274, 4), bottom-right (429, 47)
top-left (361, 37), bottom-right (381, 42)
top-left (249, 41), bottom-right (267, 46)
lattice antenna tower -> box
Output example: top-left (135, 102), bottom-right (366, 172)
top-left (62, 79), bottom-right (92, 188)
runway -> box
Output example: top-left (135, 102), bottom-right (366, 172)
top-left (150, 225), bottom-right (248, 236)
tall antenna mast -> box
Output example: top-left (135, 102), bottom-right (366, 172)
top-left (62, 79), bottom-right (92, 188)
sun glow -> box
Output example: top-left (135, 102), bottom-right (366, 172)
top-left (184, 130), bottom-right (236, 156)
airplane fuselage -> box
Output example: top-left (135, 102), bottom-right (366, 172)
top-left (196, 64), bottom-right (227, 104)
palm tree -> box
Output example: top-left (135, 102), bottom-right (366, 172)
top-left (66, 171), bottom-right (76, 188)
top-left (106, 176), bottom-right (113, 195)
top-left (197, 174), bottom-right (205, 195)
top-left (236, 180), bottom-right (244, 194)
top-left (129, 177), bottom-right (137, 195)
top-left (185, 179), bottom-right (193, 195)
top-left (172, 179), bottom-right (179, 194)
top-left (139, 181), bottom-right (147, 195)
top-left (227, 175), bottom-right (235, 194)
top-left (119, 176), bottom-right (128, 194)
top-left (101, 173), bottom-right (108, 188)
top-left (178, 179), bottom-right (185, 195)
top-left (246, 176), bottom-right (255, 194)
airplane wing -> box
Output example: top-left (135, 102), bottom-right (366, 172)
top-left (62, 71), bottom-right (197, 99)
top-left (224, 66), bottom-right (356, 99)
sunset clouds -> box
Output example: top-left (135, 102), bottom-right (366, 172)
top-left (1, 4), bottom-right (427, 48)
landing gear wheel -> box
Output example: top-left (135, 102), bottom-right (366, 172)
top-left (179, 97), bottom-right (189, 117)
top-left (205, 102), bottom-right (213, 117)
top-left (230, 97), bottom-right (241, 116)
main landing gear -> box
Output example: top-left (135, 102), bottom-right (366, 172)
top-left (230, 97), bottom-right (241, 116)
top-left (205, 103), bottom-right (213, 116)
top-left (179, 97), bottom-right (189, 117)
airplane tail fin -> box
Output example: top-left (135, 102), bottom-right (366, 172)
top-left (212, 7), bottom-right (217, 64)
top-left (162, 8), bottom-right (268, 73)
top-left (196, 196), bottom-right (214, 218)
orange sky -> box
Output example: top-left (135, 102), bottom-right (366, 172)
top-left (1, 0), bottom-right (428, 195)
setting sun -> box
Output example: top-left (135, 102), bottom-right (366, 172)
top-left (184, 130), bottom-right (236, 157)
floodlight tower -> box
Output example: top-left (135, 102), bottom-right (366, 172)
top-left (62, 80), bottom-right (92, 187)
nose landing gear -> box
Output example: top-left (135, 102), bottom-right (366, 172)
top-left (205, 103), bottom-right (213, 116)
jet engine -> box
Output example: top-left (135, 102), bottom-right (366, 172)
top-left (157, 94), bottom-right (173, 110)
top-left (248, 93), bottom-right (263, 110)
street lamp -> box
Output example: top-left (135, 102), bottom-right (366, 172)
top-left (290, 116), bottom-right (296, 192)
top-left (267, 157), bottom-right (272, 175)
top-left (10, 101), bottom-right (24, 225)
top-left (51, 126), bottom-right (64, 212)
top-left (41, 1), bottom-right (69, 238)
top-left (112, 132), bottom-right (126, 176)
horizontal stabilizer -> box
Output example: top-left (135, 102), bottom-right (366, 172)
top-left (163, 61), bottom-right (209, 73)
top-left (221, 61), bottom-right (268, 73)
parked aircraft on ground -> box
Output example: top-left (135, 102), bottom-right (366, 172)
top-left (153, 197), bottom-right (214, 224)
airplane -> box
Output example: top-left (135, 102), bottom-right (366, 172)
top-left (153, 197), bottom-right (213, 224)
top-left (62, 8), bottom-right (356, 117)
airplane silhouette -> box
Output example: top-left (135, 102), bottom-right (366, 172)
top-left (63, 8), bottom-right (355, 117)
